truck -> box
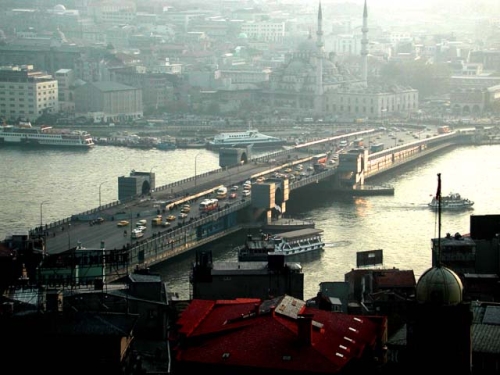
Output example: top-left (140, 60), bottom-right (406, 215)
top-left (312, 153), bottom-right (329, 172)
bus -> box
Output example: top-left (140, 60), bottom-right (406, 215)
top-left (370, 143), bottom-right (384, 153)
top-left (199, 199), bottom-right (218, 213)
top-left (437, 125), bottom-right (451, 134)
top-left (353, 138), bottom-right (364, 147)
top-left (312, 153), bottom-right (328, 164)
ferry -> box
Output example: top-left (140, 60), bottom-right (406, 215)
top-left (0, 122), bottom-right (94, 148)
top-left (428, 192), bottom-right (474, 210)
top-left (207, 129), bottom-right (286, 150)
top-left (238, 228), bottom-right (325, 261)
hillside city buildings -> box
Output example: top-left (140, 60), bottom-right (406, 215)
top-left (0, 0), bottom-right (498, 124)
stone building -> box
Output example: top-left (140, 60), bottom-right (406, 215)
top-left (74, 81), bottom-right (142, 123)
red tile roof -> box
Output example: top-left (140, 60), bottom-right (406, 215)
top-left (375, 270), bottom-right (416, 288)
top-left (173, 296), bottom-right (386, 373)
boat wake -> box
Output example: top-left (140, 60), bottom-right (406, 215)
top-left (324, 240), bottom-right (352, 248)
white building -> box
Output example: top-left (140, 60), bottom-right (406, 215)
top-left (241, 21), bottom-right (286, 43)
top-left (0, 65), bottom-right (58, 122)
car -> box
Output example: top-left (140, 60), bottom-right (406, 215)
top-left (161, 221), bottom-right (170, 227)
top-left (136, 225), bottom-right (147, 232)
top-left (229, 192), bottom-right (237, 199)
top-left (242, 189), bottom-right (251, 197)
top-left (181, 204), bottom-right (191, 213)
top-left (166, 215), bottom-right (176, 222)
top-left (131, 230), bottom-right (144, 239)
top-left (136, 219), bottom-right (147, 226)
top-left (231, 185), bottom-right (239, 191)
top-left (96, 217), bottom-right (104, 223)
top-left (117, 220), bottom-right (129, 227)
top-left (178, 212), bottom-right (188, 219)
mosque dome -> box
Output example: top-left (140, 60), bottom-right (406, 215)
top-left (416, 266), bottom-right (463, 306)
top-left (54, 4), bottom-right (66, 11)
top-left (237, 32), bottom-right (248, 39)
top-left (284, 59), bottom-right (309, 73)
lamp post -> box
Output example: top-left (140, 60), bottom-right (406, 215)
top-left (40, 200), bottom-right (50, 230)
top-left (68, 223), bottom-right (71, 250)
top-left (194, 152), bottom-right (202, 186)
top-left (99, 181), bottom-right (106, 208)
top-left (149, 166), bottom-right (157, 194)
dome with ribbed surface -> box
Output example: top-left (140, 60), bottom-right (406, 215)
top-left (416, 266), bottom-right (463, 305)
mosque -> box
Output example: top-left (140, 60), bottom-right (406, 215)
top-left (265, 1), bottom-right (419, 120)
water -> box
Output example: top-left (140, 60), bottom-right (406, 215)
top-left (2, 142), bottom-right (498, 300)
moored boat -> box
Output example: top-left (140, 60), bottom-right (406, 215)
top-left (207, 128), bottom-right (286, 150)
top-left (155, 136), bottom-right (177, 150)
top-left (0, 122), bottom-right (94, 148)
top-left (238, 228), bottom-right (325, 261)
top-left (428, 192), bottom-right (474, 210)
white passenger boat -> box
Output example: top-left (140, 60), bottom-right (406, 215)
top-left (0, 122), bottom-right (94, 148)
top-left (238, 228), bottom-right (325, 261)
top-left (428, 192), bottom-right (474, 210)
top-left (207, 129), bottom-right (286, 150)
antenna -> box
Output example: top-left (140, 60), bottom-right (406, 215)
top-left (436, 173), bottom-right (442, 267)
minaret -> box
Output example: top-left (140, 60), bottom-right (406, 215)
top-left (360, 0), bottom-right (369, 86)
top-left (315, 1), bottom-right (324, 116)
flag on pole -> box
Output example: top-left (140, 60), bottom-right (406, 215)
top-left (436, 173), bottom-right (441, 200)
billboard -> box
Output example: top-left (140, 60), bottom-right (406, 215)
top-left (356, 249), bottom-right (383, 267)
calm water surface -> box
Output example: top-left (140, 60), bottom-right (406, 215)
top-left (1, 143), bottom-right (498, 300)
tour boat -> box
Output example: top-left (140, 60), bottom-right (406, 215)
top-left (428, 192), bottom-right (474, 210)
top-left (207, 129), bottom-right (286, 150)
top-left (237, 228), bottom-right (325, 261)
top-left (0, 122), bottom-right (94, 148)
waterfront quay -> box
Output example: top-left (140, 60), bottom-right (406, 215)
top-left (36, 129), bottom-right (470, 283)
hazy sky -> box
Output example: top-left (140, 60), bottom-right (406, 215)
top-left (318, 0), bottom-right (500, 13)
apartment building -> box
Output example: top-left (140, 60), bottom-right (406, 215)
top-left (241, 21), bottom-right (286, 43)
top-left (0, 65), bottom-right (58, 122)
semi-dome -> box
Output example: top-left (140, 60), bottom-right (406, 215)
top-left (416, 266), bottom-right (463, 305)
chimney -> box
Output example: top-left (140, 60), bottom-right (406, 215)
top-left (254, 303), bottom-right (260, 315)
top-left (297, 313), bottom-right (313, 346)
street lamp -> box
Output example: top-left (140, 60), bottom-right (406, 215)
top-left (99, 181), bottom-right (106, 207)
top-left (194, 152), bottom-right (202, 186)
top-left (68, 223), bottom-right (71, 250)
top-left (40, 200), bottom-right (50, 230)
top-left (149, 166), bottom-right (157, 194)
